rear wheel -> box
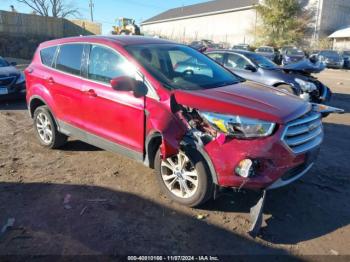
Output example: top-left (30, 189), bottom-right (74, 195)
top-left (33, 106), bottom-right (67, 149)
top-left (155, 147), bottom-right (213, 207)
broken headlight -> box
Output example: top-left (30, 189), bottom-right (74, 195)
top-left (295, 78), bottom-right (317, 92)
top-left (199, 112), bottom-right (276, 138)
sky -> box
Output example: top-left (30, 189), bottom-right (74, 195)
top-left (1, 0), bottom-right (207, 34)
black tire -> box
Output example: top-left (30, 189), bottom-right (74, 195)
top-left (154, 146), bottom-right (213, 207)
top-left (33, 106), bottom-right (67, 149)
top-left (276, 84), bottom-right (295, 95)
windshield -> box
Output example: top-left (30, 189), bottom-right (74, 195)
top-left (257, 47), bottom-right (274, 53)
top-left (343, 51), bottom-right (350, 56)
top-left (286, 49), bottom-right (305, 56)
top-left (245, 53), bottom-right (278, 69)
top-left (0, 58), bottom-right (10, 67)
top-left (320, 50), bottom-right (341, 58)
top-left (125, 44), bottom-right (241, 90)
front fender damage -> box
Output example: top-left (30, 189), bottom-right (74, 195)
top-left (147, 95), bottom-right (188, 159)
top-left (149, 95), bottom-right (267, 237)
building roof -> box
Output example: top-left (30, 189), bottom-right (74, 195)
top-left (329, 27), bottom-right (350, 38)
top-left (142, 0), bottom-right (259, 25)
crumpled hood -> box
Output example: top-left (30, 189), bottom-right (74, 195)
top-left (282, 59), bottom-right (325, 74)
top-left (174, 81), bottom-right (311, 124)
top-left (0, 66), bottom-right (20, 78)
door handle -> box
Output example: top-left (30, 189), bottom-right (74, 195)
top-left (84, 89), bottom-right (97, 97)
top-left (46, 77), bottom-right (55, 84)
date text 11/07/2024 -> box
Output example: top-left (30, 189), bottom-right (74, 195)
top-left (127, 256), bottom-right (220, 261)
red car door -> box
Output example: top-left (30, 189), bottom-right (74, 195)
top-left (50, 43), bottom-right (85, 129)
top-left (81, 44), bottom-right (145, 159)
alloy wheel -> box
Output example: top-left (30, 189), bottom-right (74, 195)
top-left (160, 152), bottom-right (199, 199)
top-left (36, 112), bottom-right (53, 144)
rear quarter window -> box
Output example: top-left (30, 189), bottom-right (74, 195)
top-left (55, 44), bottom-right (84, 76)
top-left (40, 46), bottom-right (57, 67)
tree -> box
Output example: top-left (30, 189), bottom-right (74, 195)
top-left (254, 0), bottom-right (312, 47)
top-left (16, 0), bottom-right (79, 18)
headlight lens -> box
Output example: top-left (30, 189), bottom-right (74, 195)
top-left (16, 73), bottom-right (25, 84)
top-left (199, 112), bottom-right (276, 138)
top-left (295, 78), bottom-right (317, 92)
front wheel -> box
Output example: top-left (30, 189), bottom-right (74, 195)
top-left (155, 147), bottom-right (213, 207)
top-left (276, 84), bottom-right (295, 95)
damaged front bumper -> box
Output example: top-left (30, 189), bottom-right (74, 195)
top-left (198, 105), bottom-right (342, 237)
top-left (201, 105), bottom-right (343, 191)
top-left (299, 83), bottom-right (332, 104)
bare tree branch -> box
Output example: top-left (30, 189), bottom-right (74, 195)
top-left (16, 0), bottom-right (79, 18)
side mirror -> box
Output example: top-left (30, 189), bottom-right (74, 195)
top-left (110, 76), bottom-right (148, 98)
top-left (244, 64), bottom-right (257, 72)
top-left (10, 62), bottom-right (17, 66)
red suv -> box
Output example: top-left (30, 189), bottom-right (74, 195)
top-left (25, 36), bottom-right (326, 207)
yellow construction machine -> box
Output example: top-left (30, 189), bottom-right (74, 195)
top-left (112, 17), bottom-right (141, 35)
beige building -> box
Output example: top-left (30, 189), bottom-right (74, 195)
top-left (329, 27), bottom-right (350, 50)
top-left (141, 0), bottom-right (350, 46)
top-left (307, 0), bottom-right (350, 41)
top-left (141, 0), bottom-right (259, 46)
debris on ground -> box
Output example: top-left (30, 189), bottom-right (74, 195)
top-left (196, 214), bottom-right (209, 220)
top-left (249, 190), bottom-right (266, 238)
top-left (63, 194), bottom-right (72, 209)
top-left (1, 218), bottom-right (15, 235)
top-left (330, 249), bottom-right (339, 255)
top-left (80, 206), bottom-right (88, 216)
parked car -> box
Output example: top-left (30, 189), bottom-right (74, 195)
top-left (0, 56), bottom-right (26, 100)
top-left (280, 45), bottom-right (296, 55)
top-left (206, 50), bottom-right (331, 104)
top-left (190, 39), bottom-right (218, 51)
top-left (316, 50), bottom-right (344, 69)
top-left (282, 48), bottom-right (306, 65)
top-left (232, 44), bottom-right (250, 51)
top-left (341, 50), bottom-right (350, 69)
top-left (255, 46), bottom-right (276, 61)
top-left (26, 36), bottom-right (336, 211)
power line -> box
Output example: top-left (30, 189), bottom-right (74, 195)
top-left (89, 0), bottom-right (94, 22)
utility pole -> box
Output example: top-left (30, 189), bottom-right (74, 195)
top-left (89, 0), bottom-right (94, 22)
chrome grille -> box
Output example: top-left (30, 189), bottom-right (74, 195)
top-left (282, 111), bottom-right (323, 154)
top-left (0, 76), bottom-right (16, 87)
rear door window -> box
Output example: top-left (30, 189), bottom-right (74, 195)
top-left (207, 53), bottom-right (225, 64)
top-left (55, 44), bottom-right (84, 76)
top-left (226, 54), bottom-right (250, 69)
top-left (40, 46), bottom-right (57, 67)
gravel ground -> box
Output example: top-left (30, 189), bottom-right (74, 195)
top-left (0, 69), bottom-right (349, 259)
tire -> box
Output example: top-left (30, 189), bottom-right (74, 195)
top-left (276, 84), bottom-right (295, 95)
top-left (154, 146), bottom-right (213, 207)
top-left (33, 106), bottom-right (67, 149)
